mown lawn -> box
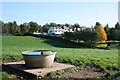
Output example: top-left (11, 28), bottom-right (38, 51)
top-left (2, 36), bottom-right (119, 69)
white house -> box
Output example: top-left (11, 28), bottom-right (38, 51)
top-left (48, 26), bottom-right (84, 36)
top-left (74, 27), bottom-right (81, 32)
top-left (48, 27), bottom-right (64, 35)
top-left (48, 26), bottom-right (73, 35)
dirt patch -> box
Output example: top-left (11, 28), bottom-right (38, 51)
top-left (2, 61), bottom-right (106, 79)
top-left (3, 60), bottom-right (75, 79)
top-left (53, 69), bottom-right (105, 79)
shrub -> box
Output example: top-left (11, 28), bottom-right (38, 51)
top-left (56, 70), bottom-right (64, 75)
top-left (46, 72), bottom-right (56, 77)
top-left (79, 62), bottom-right (84, 67)
top-left (64, 67), bottom-right (74, 71)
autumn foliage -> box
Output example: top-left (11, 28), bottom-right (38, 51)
top-left (96, 25), bottom-right (107, 43)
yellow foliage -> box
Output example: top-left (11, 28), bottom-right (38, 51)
top-left (96, 25), bottom-right (107, 43)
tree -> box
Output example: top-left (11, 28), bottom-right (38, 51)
top-left (115, 22), bottom-right (120, 29)
top-left (80, 30), bottom-right (99, 47)
top-left (42, 25), bottom-right (50, 33)
top-left (0, 21), bottom-right (4, 35)
top-left (12, 21), bottom-right (21, 35)
top-left (57, 24), bottom-right (62, 27)
top-left (95, 25), bottom-right (107, 43)
top-left (64, 32), bottom-right (74, 40)
top-left (94, 22), bottom-right (101, 29)
top-left (8, 22), bottom-right (14, 35)
top-left (73, 31), bottom-right (82, 43)
top-left (38, 25), bottom-right (42, 32)
top-left (50, 22), bottom-right (58, 27)
top-left (65, 23), bottom-right (71, 28)
top-left (2, 23), bottom-right (9, 35)
top-left (109, 28), bottom-right (118, 40)
top-left (20, 22), bottom-right (30, 35)
top-left (29, 21), bottom-right (39, 34)
top-left (73, 23), bottom-right (80, 28)
top-left (80, 30), bottom-right (98, 42)
top-left (104, 23), bottom-right (110, 39)
top-left (118, 30), bottom-right (120, 40)
top-left (64, 30), bottom-right (99, 47)
top-left (2, 21), bottom-right (21, 35)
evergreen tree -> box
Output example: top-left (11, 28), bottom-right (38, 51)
top-left (104, 23), bottom-right (110, 39)
top-left (115, 22), bottom-right (120, 29)
top-left (94, 22), bottom-right (101, 29)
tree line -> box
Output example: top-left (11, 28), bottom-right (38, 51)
top-left (63, 22), bottom-right (120, 47)
top-left (0, 21), bottom-right (81, 35)
top-left (104, 22), bottom-right (120, 40)
top-left (1, 20), bottom-right (120, 41)
top-left (1, 21), bottom-right (41, 36)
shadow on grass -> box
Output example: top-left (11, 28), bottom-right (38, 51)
top-left (2, 65), bottom-right (36, 79)
top-left (33, 35), bottom-right (87, 48)
top-left (33, 35), bottom-right (120, 49)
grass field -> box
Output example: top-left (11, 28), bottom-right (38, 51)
top-left (2, 36), bottom-right (119, 70)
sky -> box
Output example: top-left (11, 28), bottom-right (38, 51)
top-left (1, 2), bottom-right (118, 27)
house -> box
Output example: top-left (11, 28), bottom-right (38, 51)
top-left (48, 26), bottom-right (73, 34)
top-left (48, 26), bottom-right (84, 37)
top-left (48, 27), bottom-right (64, 35)
top-left (74, 27), bottom-right (81, 32)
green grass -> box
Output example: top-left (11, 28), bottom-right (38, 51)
top-left (2, 36), bottom-right (119, 70)
top-left (0, 72), bottom-right (18, 80)
top-left (46, 67), bottom-right (76, 77)
top-left (0, 72), bottom-right (9, 79)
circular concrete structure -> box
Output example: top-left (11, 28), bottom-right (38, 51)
top-left (22, 50), bottom-right (56, 68)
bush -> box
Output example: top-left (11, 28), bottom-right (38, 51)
top-left (46, 70), bottom-right (65, 77)
top-left (64, 67), bottom-right (74, 71)
top-left (56, 70), bottom-right (64, 75)
top-left (64, 32), bottom-right (74, 40)
top-left (63, 30), bottom-right (99, 47)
